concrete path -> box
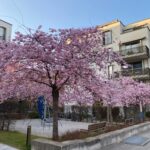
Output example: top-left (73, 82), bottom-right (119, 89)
top-left (0, 144), bottom-right (18, 150)
top-left (11, 119), bottom-right (92, 138)
top-left (100, 130), bottom-right (150, 150)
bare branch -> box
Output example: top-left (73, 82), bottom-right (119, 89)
top-left (54, 70), bottom-right (59, 84)
top-left (44, 64), bottom-right (52, 85)
top-left (30, 78), bottom-right (51, 87)
top-left (58, 77), bottom-right (69, 90)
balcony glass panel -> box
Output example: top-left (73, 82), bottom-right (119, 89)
top-left (120, 46), bottom-right (148, 56)
top-left (121, 68), bottom-right (149, 77)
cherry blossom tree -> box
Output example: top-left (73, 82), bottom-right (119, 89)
top-left (117, 77), bottom-right (150, 120)
top-left (100, 80), bottom-right (120, 123)
top-left (0, 27), bottom-right (123, 140)
top-left (93, 77), bottom-right (150, 123)
top-left (129, 81), bottom-right (150, 121)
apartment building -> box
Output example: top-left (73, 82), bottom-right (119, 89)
top-left (97, 18), bottom-right (150, 81)
top-left (0, 19), bottom-right (12, 41)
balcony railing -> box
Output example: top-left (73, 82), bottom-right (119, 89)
top-left (120, 68), bottom-right (150, 78)
top-left (120, 46), bottom-right (149, 57)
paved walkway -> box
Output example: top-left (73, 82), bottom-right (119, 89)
top-left (100, 130), bottom-right (150, 150)
top-left (0, 144), bottom-right (18, 150)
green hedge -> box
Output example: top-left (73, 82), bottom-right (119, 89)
top-left (28, 111), bottom-right (39, 119)
top-left (145, 111), bottom-right (150, 118)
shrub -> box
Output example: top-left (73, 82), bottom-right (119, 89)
top-left (18, 100), bottom-right (30, 114)
top-left (0, 99), bottom-right (30, 115)
top-left (145, 111), bottom-right (150, 118)
top-left (100, 107), bottom-right (107, 120)
top-left (112, 107), bottom-right (120, 121)
top-left (28, 111), bottom-right (39, 119)
top-left (93, 105), bottom-right (107, 121)
top-left (0, 100), bottom-right (19, 113)
top-left (59, 130), bottom-right (87, 141)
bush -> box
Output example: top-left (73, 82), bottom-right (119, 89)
top-left (70, 105), bottom-right (91, 121)
top-left (112, 107), bottom-right (120, 121)
top-left (0, 100), bottom-right (19, 113)
top-left (100, 107), bottom-right (107, 120)
top-left (28, 111), bottom-right (39, 119)
top-left (93, 105), bottom-right (107, 121)
top-left (0, 99), bottom-right (30, 114)
top-left (145, 111), bottom-right (150, 118)
top-left (18, 100), bottom-right (30, 114)
top-left (59, 130), bottom-right (87, 141)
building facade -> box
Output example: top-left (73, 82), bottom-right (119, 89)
top-left (0, 19), bottom-right (12, 41)
top-left (98, 18), bottom-right (150, 81)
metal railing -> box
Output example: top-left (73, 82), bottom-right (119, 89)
top-left (121, 68), bottom-right (150, 77)
top-left (120, 46), bottom-right (149, 57)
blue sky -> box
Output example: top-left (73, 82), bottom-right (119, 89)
top-left (0, 0), bottom-right (150, 37)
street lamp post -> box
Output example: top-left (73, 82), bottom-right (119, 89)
top-left (107, 64), bottom-right (113, 124)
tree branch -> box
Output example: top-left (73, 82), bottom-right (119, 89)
top-left (58, 77), bottom-right (69, 90)
top-left (44, 64), bottom-right (52, 85)
top-left (30, 78), bottom-right (51, 87)
top-left (54, 70), bottom-right (59, 84)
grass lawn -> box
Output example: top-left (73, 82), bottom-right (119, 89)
top-left (0, 131), bottom-right (42, 150)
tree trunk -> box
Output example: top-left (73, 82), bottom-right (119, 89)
top-left (52, 85), bottom-right (59, 140)
top-left (139, 101), bottom-right (144, 122)
top-left (107, 105), bottom-right (113, 125)
top-left (110, 106), bottom-right (113, 124)
top-left (107, 105), bottom-right (110, 123)
top-left (123, 106), bottom-right (127, 119)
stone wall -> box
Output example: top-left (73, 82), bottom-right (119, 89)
top-left (32, 122), bottom-right (150, 150)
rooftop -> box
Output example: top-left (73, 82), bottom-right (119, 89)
top-left (97, 18), bottom-right (150, 29)
top-left (0, 19), bottom-right (12, 26)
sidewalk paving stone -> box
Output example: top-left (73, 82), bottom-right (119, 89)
top-left (0, 144), bottom-right (18, 150)
top-left (100, 130), bottom-right (150, 150)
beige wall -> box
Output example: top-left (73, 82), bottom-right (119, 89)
top-left (98, 22), bottom-right (121, 52)
top-left (97, 19), bottom-right (150, 76)
top-left (120, 28), bottom-right (149, 44)
top-left (0, 19), bottom-right (12, 41)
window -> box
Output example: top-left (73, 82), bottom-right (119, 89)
top-left (103, 31), bottom-right (112, 45)
top-left (121, 40), bottom-right (141, 55)
top-left (131, 61), bottom-right (142, 69)
top-left (122, 61), bottom-right (142, 76)
top-left (122, 61), bottom-right (142, 70)
top-left (0, 27), bottom-right (6, 40)
top-left (124, 40), bottom-right (140, 50)
top-left (129, 61), bottom-right (143, 75)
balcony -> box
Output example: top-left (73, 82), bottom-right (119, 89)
top-left (120, 27), bottom-right (148, 45)
top-left (120, 46), bottom-right (149, 62)
top-left (119, 68), bottom-right (150, 80)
